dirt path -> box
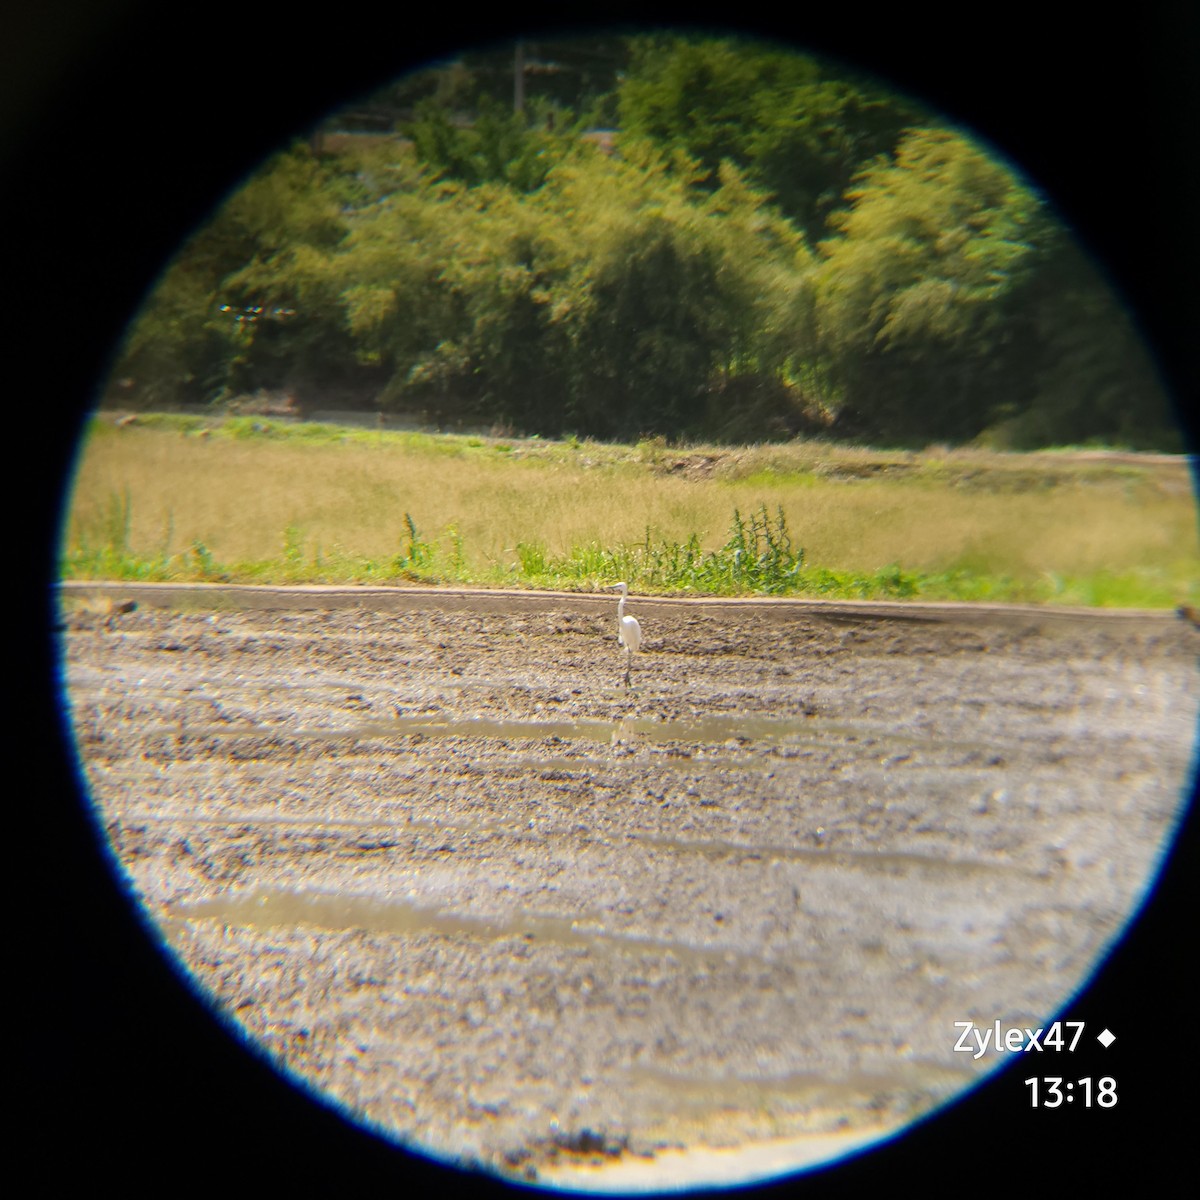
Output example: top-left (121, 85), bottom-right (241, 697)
top-left (59, 583), bottom-right (1197, 1189)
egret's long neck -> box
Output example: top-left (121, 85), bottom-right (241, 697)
top-left (617, 594), bottom-right (626, 620)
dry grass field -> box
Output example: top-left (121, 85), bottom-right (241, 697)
top-left (62, 415), bottom-right (1198, 606)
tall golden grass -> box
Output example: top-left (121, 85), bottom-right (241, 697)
top-left (63, 418), bottom-right (1198, 604)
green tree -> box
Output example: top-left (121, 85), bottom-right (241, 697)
top-left (405, 94), bottom-right (575, 192)
top-left (407, 182), bottom-right (573, 430)
top-left (109, 144), bottom-right (354, 408)
top-left (989, 232), bottom-right (1177, 448)
top-left (549, 151), bottom-right (806, 439)
top-left (617, 34), bottom-right (916, 236)
top-left (107, 249), bottom-right (241, 409)
top-left (813, 128), bottom-right (1042, 440)
top-left (308, 142), bottom-right (812, 440)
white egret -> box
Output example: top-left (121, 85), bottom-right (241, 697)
top-left (611, 582), bottom-right (643, 687)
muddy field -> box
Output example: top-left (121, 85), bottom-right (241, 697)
top-left (59, 583), bottom-right (1197, 1190)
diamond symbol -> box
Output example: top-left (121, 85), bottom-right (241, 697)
top-left (1097, 1028), bottom-right (1116, 1048)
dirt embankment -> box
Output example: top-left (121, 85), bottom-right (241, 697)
top-left (59, 584), bottom-right (1198, 1188)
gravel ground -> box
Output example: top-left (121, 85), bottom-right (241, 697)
top-left (58, 584), bottom-right (1198, 1190)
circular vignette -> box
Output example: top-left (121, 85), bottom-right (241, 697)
top-left (23, 6), bottom-right (1200, 1196)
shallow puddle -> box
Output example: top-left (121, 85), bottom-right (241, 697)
top-left (167, 888), bottom-right (776, 968)
top-left (387, 714), bottom-right (908, 747)
top-left (191, 712), bottom-right (1001, 756)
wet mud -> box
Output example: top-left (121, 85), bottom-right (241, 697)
top-left (58, 584), bottom-right (1198, 1187)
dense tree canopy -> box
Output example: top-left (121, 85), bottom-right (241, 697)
top-left (812, 129), bottom-right (1043, 439)
top-left (618, 35), bottom-right (917, 239)
top-left (103, 34), bottom-right (1181, 450)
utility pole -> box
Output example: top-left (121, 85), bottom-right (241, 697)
top-left (514, 39), bottom-right (525, 115)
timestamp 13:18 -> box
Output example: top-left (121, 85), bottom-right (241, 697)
top-left (1025, 1077), bottom-right (1118, 1107)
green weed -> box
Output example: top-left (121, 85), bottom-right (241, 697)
top-left (516, 542), bottom-right (549, 578)
top-left (190, 540), bottom-right (221, 578)
top-left (283, 524), bottom-right (304, 566)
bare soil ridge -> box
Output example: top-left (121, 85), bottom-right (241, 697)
top-left (59, 579), bottom-right (1177, 622)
